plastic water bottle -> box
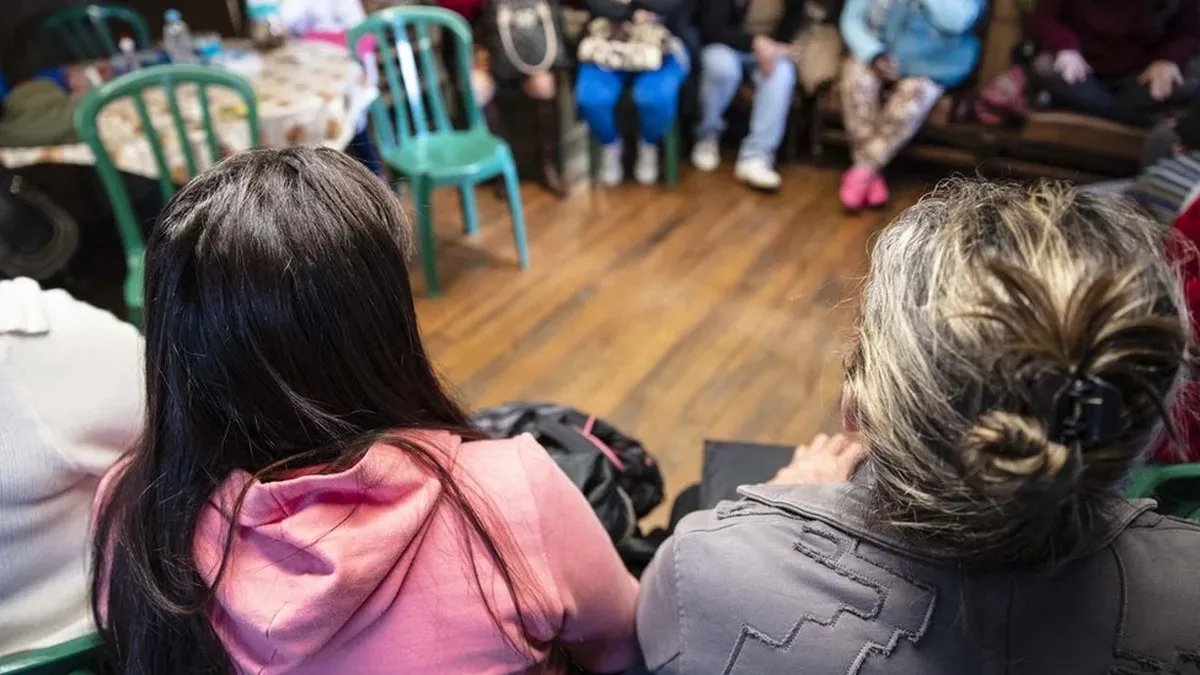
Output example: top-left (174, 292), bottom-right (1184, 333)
top-left (163, 9), bottom-right (197, 64)
top-left (112, 36), bottom-right (138, 75)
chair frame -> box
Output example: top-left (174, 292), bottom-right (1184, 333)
top-left (350, 6), bottom-right (530, 296)
top-left (38, 3), bottom-right (152, 61)
top-left (74, 64), bottom-right (261, 326)
top-left (0, 633), bottom-right (103, 675)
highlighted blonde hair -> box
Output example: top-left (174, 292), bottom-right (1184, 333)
top-left (847, 180), bottom-right (1190, 566)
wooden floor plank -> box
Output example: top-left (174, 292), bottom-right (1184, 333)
top-left (412, 164), bottom-right (927, 524)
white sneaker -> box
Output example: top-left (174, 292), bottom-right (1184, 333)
top-left (635, 141), bottom-right (659, 185)
top-left (734, 157), bottom-right (782, 191)
top-left (691, 138), bottom-right (720, 172)
top-left (599, 141), bottom-right (623, 186)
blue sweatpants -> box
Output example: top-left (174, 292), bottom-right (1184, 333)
top-left (575, 54), bottom-right (688, 145)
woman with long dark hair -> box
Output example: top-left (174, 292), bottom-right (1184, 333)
top-left (91, 147), bottom-right (639, 674)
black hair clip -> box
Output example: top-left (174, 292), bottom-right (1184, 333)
top-left (1049, 374), bottom-right (1124, 447)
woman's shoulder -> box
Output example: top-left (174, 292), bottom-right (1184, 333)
top-left (455, 432), bottom-right (564, 503)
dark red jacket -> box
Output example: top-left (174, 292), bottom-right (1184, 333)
top-left (1027, 0), bottom-right (1200, 77)
top-left (1161, 199), bottom-right (1200, 463)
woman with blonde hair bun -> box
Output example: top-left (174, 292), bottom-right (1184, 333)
top-left (636, 180), bottom-right (1200, 673)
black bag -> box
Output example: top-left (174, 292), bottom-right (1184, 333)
top-left (473, 402), bottom-right (666, 575)
top-left (0, 168), bottom-right (79, 280)
top-left (482, 0), bottom-right (569, 81)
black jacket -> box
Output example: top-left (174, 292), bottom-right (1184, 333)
top-left (699, 0), bottom-right (838, 52)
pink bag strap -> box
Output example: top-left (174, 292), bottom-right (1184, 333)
top-left (579, 416), bottom-right (625, 471)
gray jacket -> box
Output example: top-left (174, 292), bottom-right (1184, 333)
top-left (636, 482), bottom-right (1200, 674)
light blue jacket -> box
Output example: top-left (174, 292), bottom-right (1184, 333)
top-left (840, 0), bottom-right (983, 87)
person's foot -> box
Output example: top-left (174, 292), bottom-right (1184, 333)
top-left (734, 157), bottom-right (782, 191)
top-left (865, 174), bottom-right (889, 209)
top-left (691, 138), bottom-right (720, 172)
top-left (599, 141), bottom-right (624, 186)
top-left (839, 166), bottom-right (874, 211)
top-left (635, 141), bottom-right (659, 185)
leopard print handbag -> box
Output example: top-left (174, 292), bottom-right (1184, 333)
top-left (577, 17), bottom-right (671, 71)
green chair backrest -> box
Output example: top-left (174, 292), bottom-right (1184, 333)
top-left (39, 4), bottom-right (152, 61)
top-left (348, 7), bottom-right (482, 152)
top-left (1125, 462), bottom-right (1200, 521)
top-left (73, 64), bottom-right (261, 273)
top-left (0, 633), bottom-right (104, 675)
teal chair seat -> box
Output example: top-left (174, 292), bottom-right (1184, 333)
top-left (350, 7), bottom-right (529, 297)
top-left (382, 129), bottom-right (511, 183)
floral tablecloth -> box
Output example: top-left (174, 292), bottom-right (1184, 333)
top-left (0, 39), bottom-right (376, 181)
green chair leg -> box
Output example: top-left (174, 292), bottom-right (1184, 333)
top-left (663, 121), bottom-right (679, 189)
top-left (459, 184), bottom-right (479, 235)
top-left (413, 179), bottom-right (440, 296)
top-left (501, 163), bottom-right (529, 270)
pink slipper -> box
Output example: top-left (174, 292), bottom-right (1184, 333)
top-left (866, 174), bottom-right (889, 208)
top-left (839, 166), bottom-right (874, 211)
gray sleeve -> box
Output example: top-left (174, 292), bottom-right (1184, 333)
top-left (636, 537), bottom-right (685, 674)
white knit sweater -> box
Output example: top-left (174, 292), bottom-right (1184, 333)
top-left (0, 279), bottom-right (143, 657)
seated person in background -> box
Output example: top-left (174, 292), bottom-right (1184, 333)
top-left (1161, 194), bottom-right (1200, 464)
top-left (1027, 0), bottom-right (1200, 127)
top-left (838, 0), bottom-right (982, 211)
top-left (742, 0), bottom-right (846, 97)
top-left (442, 0), bottom-right (567, 195)
top-left (692, 0), bottom-right (805, 190)
top-left (0, 278), bottom-right (142, 657)
top-left (92, 148), bottom-right (640, 675)
top-left (638, 180), bottom-right (1199, 673)
top-left (576, 0), bottom-right (695, 186)
top-left (279, 0), bottom-right (384, 176)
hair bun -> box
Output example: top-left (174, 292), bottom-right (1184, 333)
top-left (960, 411), bottom-right (1078, 496)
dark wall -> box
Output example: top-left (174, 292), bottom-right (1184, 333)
top-left (2, 0), bottom-right (245, 74)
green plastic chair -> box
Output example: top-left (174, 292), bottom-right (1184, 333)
top-left (38, 4), bottom-right (151, 61)
top-left (588, 119), bottom-right (680, 189)
top-left (349, 7), bottom-right (530, 297)
top-left (0, 633), bottom-right (104, 675)
top-left (1125, 462), bottom-right (1200, 521)
top-left (74, 64), bottom-right (261, 326)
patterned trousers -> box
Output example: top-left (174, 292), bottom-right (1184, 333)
top-left (840, 58), bottom-right (943, 169)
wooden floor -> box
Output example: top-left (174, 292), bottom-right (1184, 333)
top-left (413, 164), bottom-right (929, 524)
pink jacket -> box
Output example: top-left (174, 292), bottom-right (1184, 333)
top-left (105, 432), bottom-right (640, 674)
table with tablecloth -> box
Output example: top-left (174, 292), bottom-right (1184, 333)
top-left (0, 39), bottom-right (376, 182)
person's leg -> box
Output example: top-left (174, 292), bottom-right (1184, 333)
top-left (576, 64), bottom-right (627, 185)
top-left (839, 57), bottom-right (883, 167)
top-left (524, 71), bottom-right (567, 196)
top-left (693, 43), bottom-right (744, 170)
top-left (1038, 72), bottom-right (1136, 124)
top-left (837, 57), bottom-right (883, 209)
top-left (739, 55), bottom-right (797, 164)
top-left (868, 76), bottom-right (943, 169)
top-left (631, 55), bottom-right (687, 143)
top-left (631, 55), bottom-right (688, 185)
top-left (861, 76), bottom-right (943, 208)
top-left (575, 64), bottom-right (625, 145)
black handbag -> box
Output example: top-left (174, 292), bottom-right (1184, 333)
top-left (473, 402), bottom-right (666, 575)
top-left (0, 168), bottom-right (79, 280)
top-left (482, 0), bottom-right (569, 81)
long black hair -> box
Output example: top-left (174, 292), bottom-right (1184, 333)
top-left (92, 147), bottom-right (543, 674)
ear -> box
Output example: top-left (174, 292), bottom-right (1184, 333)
top-left (841, 385), bottom-right (858, 433)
